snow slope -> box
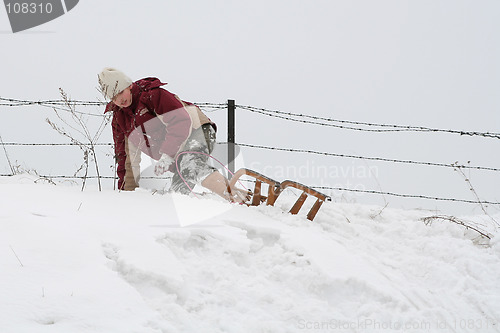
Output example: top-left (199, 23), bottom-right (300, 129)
top-left (1, 174), bottom-right (499, 333)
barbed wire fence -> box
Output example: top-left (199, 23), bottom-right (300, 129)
top-left (0, 96), bottom-right (499, 210)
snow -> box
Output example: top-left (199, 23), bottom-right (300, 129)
top-left (1, 174), bottom-right (499, 333)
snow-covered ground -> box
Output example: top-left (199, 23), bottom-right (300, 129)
top-left (1, 174), bottom-right (499, 333)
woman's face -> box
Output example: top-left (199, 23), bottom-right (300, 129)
top-left (112, 87), bottom-right (132, 108)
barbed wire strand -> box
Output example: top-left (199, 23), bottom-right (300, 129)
top-left (0, 142), bottom-right (113, 146)
top-left (4, 141), bottom-right (497, 172)
top-left (5, 97), bottom-right (499, 139)
top-left (237, 105), bottom-right (500, 139)
top-left (0, 97), bottom-right (226, 107)
top-left (0, 97), bottom-right (228, 117)
top-left (3, 140), bottom-right (498, 172)
top-left (0, 174), bottom-right (172, 180)
top-left (0, 97), bottom-right (105, 106)
top-left (0, 173), bottom-right (497, 205)
top-left (222, 142), bottom-right (500, 172)
top-left (238, 106), bottom-right (408, 133)
top-left (310, 186), bottom-right (500, 205)
top-left (0, 98), bottom-right (107, 117)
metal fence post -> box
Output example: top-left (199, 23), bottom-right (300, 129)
top-left (227, 99), bottom-right (235, 176)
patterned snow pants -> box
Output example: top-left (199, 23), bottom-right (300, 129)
top-left (169, 124), bottom-right (217, 194)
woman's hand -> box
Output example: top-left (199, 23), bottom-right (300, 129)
top-left (154, 154), bottom-right (174, 175)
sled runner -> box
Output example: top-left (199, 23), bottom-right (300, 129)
top-left (228, 168), bottom-right (331, 221)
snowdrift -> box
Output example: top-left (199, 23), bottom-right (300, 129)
top-left (1, 175), bottom-right (499, 333)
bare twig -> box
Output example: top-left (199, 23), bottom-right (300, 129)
top-left (370, 202), bottom-right (389, 219)
top-left (0, 134), bottom-right (15, 174)
top-left (46, 88), bottom-right (111, 191)
top-left (9, 245), bottom-right (24, 267)
top-left (453, 162), bottom-right (499, 228)
top-left (421, 215), bottom-right (493, 246)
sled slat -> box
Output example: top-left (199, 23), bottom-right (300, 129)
top-left (228, 168), bottom-right (330, 221)
top-left (280, 180), bottom-right (331, 221)
top-left (290, 192), bottom-right (308, 215)
top-left (307, 198), bottom-right (325, 221)
top-left (252, 180), bottom-right (262, 206)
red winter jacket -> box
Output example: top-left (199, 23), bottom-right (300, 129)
top-left (105, 78), bottom-right (213, 190)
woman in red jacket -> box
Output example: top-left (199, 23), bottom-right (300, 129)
top-left (98, 67), bottom-right (243, 202)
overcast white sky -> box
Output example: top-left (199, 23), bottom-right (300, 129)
top-left (0, 0), bottom-right (499, 215)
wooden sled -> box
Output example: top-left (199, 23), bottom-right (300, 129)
top-left (228, 168), bottom-right (331, 221)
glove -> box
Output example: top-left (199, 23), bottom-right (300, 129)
top-left (154, 154), bottom-right (174, 176)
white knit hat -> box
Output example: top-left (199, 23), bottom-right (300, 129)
top-left (98, 67), bottom-right (133, 100)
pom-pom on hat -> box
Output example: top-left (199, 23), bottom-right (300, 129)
top-left (98, 67), bottom-right (133, 100)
